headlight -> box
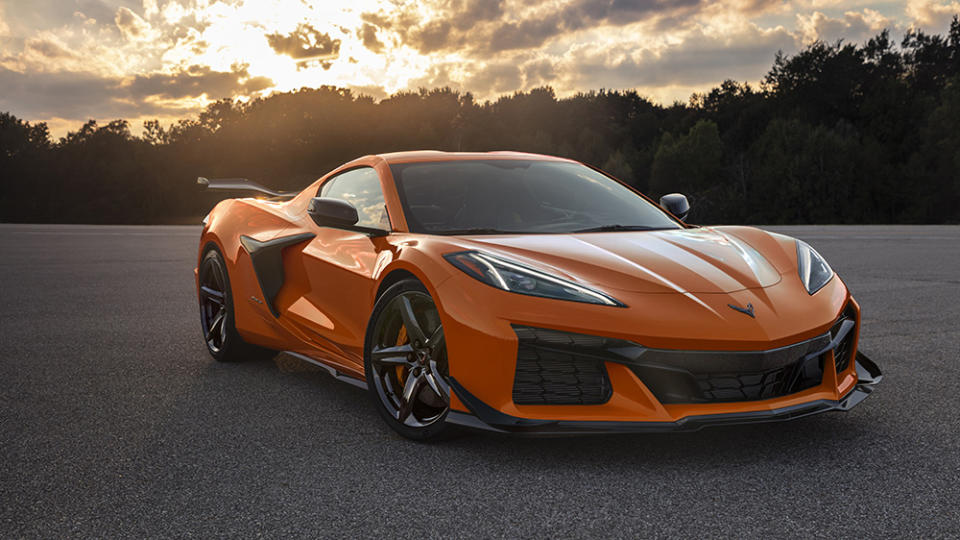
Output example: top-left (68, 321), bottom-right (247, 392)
top-left (444, 250), bottom-right (625, 307)
top-left (796, 240), bottom-right (834, 294)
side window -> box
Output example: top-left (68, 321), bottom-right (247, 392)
top-left (319, 167), bottom-right (390, 230)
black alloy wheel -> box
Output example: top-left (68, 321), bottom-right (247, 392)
top-left (365, 279), bottom-right (452, 440)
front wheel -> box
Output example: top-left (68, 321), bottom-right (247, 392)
top-left (364, 279), bottom-right (452, 441)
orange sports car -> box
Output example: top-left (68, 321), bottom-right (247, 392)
top-left (195, 151), bottom-right (882, 440)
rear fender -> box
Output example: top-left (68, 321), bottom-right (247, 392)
top-left (198, 199), bottom-right (297, 349)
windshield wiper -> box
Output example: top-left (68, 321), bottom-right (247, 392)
top-left (572, 224), bottom-right (672, 233)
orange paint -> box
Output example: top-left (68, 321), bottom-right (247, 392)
top-left (198, 151), bottom-right (865, 427)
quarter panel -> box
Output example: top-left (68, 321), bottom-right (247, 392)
top-left (199, 198), bottom-right (299, 349)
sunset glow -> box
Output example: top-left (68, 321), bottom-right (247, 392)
top-left (1, 0), bottom-right (957, 136)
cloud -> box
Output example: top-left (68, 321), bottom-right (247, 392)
top-left (126, 64), bottom-right (273, 100)
top-left (405, 55), bottom-right (540, 96)
top-left (265, 23), bottom-right (341, 67)
top-left (115, 6), bottom-right (151, 40)
top-left (561, 24), bottom-right (798, 89)
top-left (452, 0), bottom-right (506, 29)
top-left (410, 20), bottom-right (457, 53)
top-left (906, 0), bottom-right (960, 31)
top-left (24, 38), bottom-right (78, 60)
top-left (0, 64), bottom-right (272, 120)
top-left (143, 0), bottom-right (160, 19)
top-left (401, 20), bottom-right (799, 100)
top-left (0, 0), bottom-right (143, 37)
top-left (347, 84), bottom-right (389, 100)
top-left (0, 5), bottom-right (9, 36)
top-left (0, 67), bottom-right (131, 119)
top-left (358, 23), bottom-right (385, 53)
top-left (487, 17), bottom-right (565, 52)
top-left (796, 9), bottom-right (895, 44)
top-left (522, 58), bottom-right (556, 87)
top-left (466, 61), bottom-right (523, 92)
top-left (365, 0), bottom-right (785, 54)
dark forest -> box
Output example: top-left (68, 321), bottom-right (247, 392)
top-left (2, 18), bottom-right (959, 225)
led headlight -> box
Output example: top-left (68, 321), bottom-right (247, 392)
top-left (444, 250), bottom-right (625, 307)
top-left (796, 240), bottom-right (834, 294)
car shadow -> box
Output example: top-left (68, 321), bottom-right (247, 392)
top-left (448, 414), bottom-right (876, 466)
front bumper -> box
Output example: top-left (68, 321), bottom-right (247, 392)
top-left (434, 266), bottom-right (878, 432)
top-left (445, 351), bottom-right (882, 435)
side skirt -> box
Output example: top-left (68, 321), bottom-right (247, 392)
top-left (282, 351), bottom-right (367, 390)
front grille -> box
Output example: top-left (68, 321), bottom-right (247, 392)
top-left (693, 363), bottom-right (816, 401)
top-left (512, 326), bottom-right (612, 405)
top-left (511, 325), bottom-right (840, 406)
top-left (629, 336), bottom-right (829, 404)
top-left (831, 304), bottom-right (857, 373)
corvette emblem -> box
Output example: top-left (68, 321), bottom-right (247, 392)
top-left (728, 303), bottom-right (755, 318)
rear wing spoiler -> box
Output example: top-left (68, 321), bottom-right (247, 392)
top-left (197, 177), bottom-right (295, 198)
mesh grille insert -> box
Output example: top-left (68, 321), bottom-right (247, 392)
top-left (629, 337), bottom-right (828, 404)
top-left (512, 326), bottom-right (612, 405)
top-left (831, 304), bottom-right (858, 373)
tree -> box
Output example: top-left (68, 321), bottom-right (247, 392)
top-left (2, 19), bottom-right (960, 224)
top-left (650, 120), bottom-right (723, 198)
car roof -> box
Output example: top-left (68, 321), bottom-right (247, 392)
top-left (375, 150), bottom-right (576, 165)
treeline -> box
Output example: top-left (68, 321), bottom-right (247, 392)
top-left (2, 19), bottom-right (959, 225)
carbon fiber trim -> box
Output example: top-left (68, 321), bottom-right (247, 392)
top-left (239, 232), bottom-right (315, 317)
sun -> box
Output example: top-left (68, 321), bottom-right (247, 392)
top-left (153, 0), bottom-right (433, 98)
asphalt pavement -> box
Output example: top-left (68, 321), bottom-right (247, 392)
top-left (1, 224), bottom-right (958, 538)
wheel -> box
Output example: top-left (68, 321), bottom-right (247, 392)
top-left (364, 279), bottom-right (452, 441)
top-left (198, 246), bottom-right (272, 362)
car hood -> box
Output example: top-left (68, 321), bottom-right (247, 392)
top-left (464, 227), bottom-right (785, 294)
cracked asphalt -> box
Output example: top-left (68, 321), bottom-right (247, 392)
top-left (1, 224), bottom-right (958, 538)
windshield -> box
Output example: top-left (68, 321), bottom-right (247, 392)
top-left (390, 159), bottom-right (683, 235)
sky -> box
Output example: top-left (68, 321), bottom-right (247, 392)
top-left (0, 0), bottom-right (958, 137)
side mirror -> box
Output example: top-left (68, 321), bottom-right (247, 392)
top-left (308, 197), bottom-right (359, 227)
top-left (659, 193), bottom-right (690, 222)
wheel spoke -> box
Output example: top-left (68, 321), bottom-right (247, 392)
top-left (371, 344), bottom-right (414, 368)
top-left (200, 286), bottom-right (224, 304)
top-left (207, 310), bottom-right (224, 341)
top-left (209, 260), bottom-right (223, 290)
top-left (429, 359), bottom-right (450, 393)
top-left (397, 373), bottom-right (424, 422)
top-left (428, 326), bottom-right (445, 361)
top-left (397, 295), bottom-right (427, 345)
top-left (424, 371), bottom-right (447, 400)
top-left (372, 344), bottom-right (414, 359)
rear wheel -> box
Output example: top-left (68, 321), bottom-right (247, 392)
top-left (198, 246), bottom-right (271, 362)
top-left (364, 279), bottom-right (452, 441)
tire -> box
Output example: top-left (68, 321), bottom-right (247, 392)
top-left (198, 245), bottom-right (273, 362)
top-left (364, 279), bottom-right (453, 441)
